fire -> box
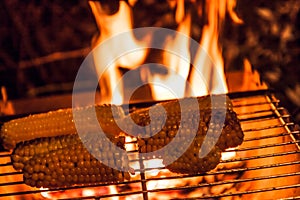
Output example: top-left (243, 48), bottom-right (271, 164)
top-left (190, 0), bottom-right (227, 96)
top-left (89, 0), bottom-right (243, 104)
top-left (175, 0), bottom-right (185, 24)
top-left (221, 148), bottom-right (237, 160)
top-left (64, 0), bottom-right (244, 199)
top-left (148, 10), bottom-right (191, 100)
top-left (227, 0), bottom-right (244, 24)
top-left (89, 1), bottom-right (149, 104)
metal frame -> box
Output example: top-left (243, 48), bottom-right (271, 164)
top-left (0, 90), bottom-right (299, 199)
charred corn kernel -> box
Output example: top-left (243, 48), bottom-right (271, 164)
top-left (133, 95), bottom-right (243, 153)
top-left (12, 133), bottom-right (127, 171)
top-left (1, 104), bottom-right (125, 149)
top-left (130, 95), bottom-right (242, 173)
top-left (164, 136), bottom-right (222, 174)
top-left (23, 138), bottom-right (130, 188)
top-left (12, 134), bottom-right (81, 170)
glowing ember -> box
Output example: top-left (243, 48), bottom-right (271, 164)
top-left (108, 185), bottom-right (119, 200)
top-left (40, 186), bottom-right (115, 200)
top-left (40, 188), bottom-right (52, 199)
top-left (81, 188), bottom-right (95, 197)
top-left (221, 148), bottom-right (237, 161)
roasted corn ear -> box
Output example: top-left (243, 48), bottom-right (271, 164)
top-left (12, 133), bottom-right (126, 171)
top-left (129, 95), bottom-right (243, 173)
top-left (12, 134), bottom-right (81, 170)
top-left (1, 104), bottom-right (125, 149)
top-left (163, 136), bottom-right (222, 174)
top-left (21, 135), bottom-right (130, 188)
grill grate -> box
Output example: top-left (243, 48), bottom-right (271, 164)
top-left (0, 90), bottom-right (299, 199)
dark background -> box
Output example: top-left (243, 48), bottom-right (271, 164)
top-left (0, 0), bottom-right (299, 123)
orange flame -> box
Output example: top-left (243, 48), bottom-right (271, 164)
top-left (89, 0), bottom-right (243, 104)
top-left (189, 0), bottom-right (225, 96)
top-left (89, 1), bottom-right (148, 104)
top-left (89, 0), bottom-right (244, 103)
top-left (149, 12), bottom-right (191, 100)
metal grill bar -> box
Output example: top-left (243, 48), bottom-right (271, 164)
top-left (145, 172), bottom-right (300, 192)
top-left (233, 140), bottom-right (300, 152)
top-left (125, 155), bottom-right (300, 176)
top-left (0, 90), bottom-right (299, 199)
top-left (0, 154), bottom-right (10, 158)
top-left (232, 100), bottom-right (279, 108)
top-left (129, 148), bottom-right (299, 165)
top-left (0, 162), bottom-right (12, 167)
top-left (177, 184), bottom-right (300, 199)
top-left (243, 122), bottom-right (294, 132)
top-left (142, 161), bottom-right (300, 179)
top-left (0, 179), bottom-right (144, 197)
top-left (244, 131), bottom-right (299, 142)
top-left (0, 171), bottom-right (22, 177)
top-left (126, 148), bottom-right (299, 164)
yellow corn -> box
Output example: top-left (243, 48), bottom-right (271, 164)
top-left (1, 104), bottom-right (125, 149)
top-left (22, 135), bottom-right (130, 188)
top-left (164, 136), bottom-right (222, 174)
top-left (130, 95), bottom-right (243, 173)
top-left (11, 134), bottom-right (81, 170)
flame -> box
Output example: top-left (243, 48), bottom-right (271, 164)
top-left (108, 185), bottom-right (119, 200)
top-left (89, 1), bottom-right (148, 104)
top-left (82, 188), bottom-right (96, 197)
top-left (82, 1), bottom-right (243, 198)
top-left (150, 15), bottom-right (191, 100)
top-left (89, 0), bottom-right (243, 103)
top-left (189, 0), bottom-right (227, 96)
top-left (40, 188), bottom-right (53, 199)
top-left (40, 186), bottom-right (118, 200)
top-left (227, 0), bottom-right (244, 24)
top-left (175, 0), bottom-right (185, 23)
top-left (221, 148), bottom-right (237, 160)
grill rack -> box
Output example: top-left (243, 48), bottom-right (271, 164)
top-left (0, 89), bottom-right (299, 199)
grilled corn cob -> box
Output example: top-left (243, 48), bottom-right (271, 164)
top-left (1, 104), bottom-right (125, 149)
top-left (23, 147), bottom-right (130, 188)
top-left (130, 95), bottom-right (243, 173)
top-left (12, 134), bottom-right (81, 170)
top-left (11, 133), bottom-right (126, 171)
top-left (163, 135), bottom-right (222, 174)
top-left (132, 95), bottom-right (243, 151)
top-left (22, 136), bottom-right (130, 188)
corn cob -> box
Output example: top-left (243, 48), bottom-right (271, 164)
top-left (22, 135), bottom-right (130, 188)
top-left (1, 104), bottom-right (125, 149)
top-left (130, 95), bottom-right (243, 173)
top-left (162, 135), bottom-right (222, 174)
top-left (11, 133), bottom-right (126, 171)
top-left (11, 134), bottom-right (82, 170)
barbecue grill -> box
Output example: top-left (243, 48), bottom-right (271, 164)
top-left (0, 89), bottom-right (299, 199)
